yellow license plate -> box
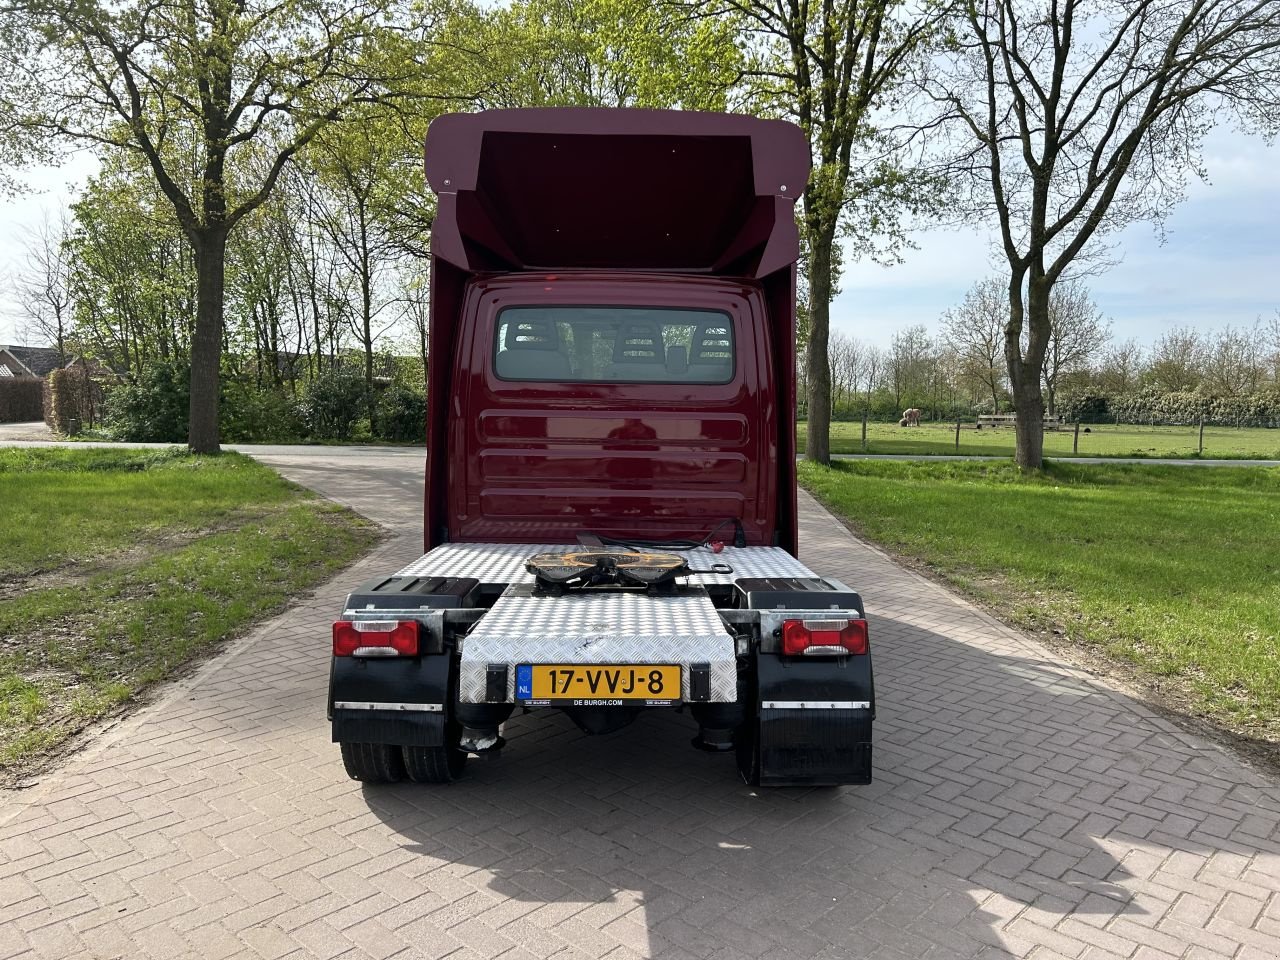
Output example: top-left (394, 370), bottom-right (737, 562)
top-left (517, 664), bottom-right (680, 705)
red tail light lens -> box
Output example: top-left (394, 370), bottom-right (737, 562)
top-left (332, 620), bottom-right (420, 657)
top-left (781, 618), bottom-right (868, 656)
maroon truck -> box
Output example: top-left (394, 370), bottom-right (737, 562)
top-left (328, 108), bottom-right (874, 787)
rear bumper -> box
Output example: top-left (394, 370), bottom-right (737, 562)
top-left (458, 589), bottom-right (738, 703)
top-left (459, 651), bottom-right (738, 704)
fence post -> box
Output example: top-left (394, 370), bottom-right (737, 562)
top-left (1199, 415), bottom-right (1204, 455)
top-left (955, 419), bottom-right (961, 451)
top-left (861, 408), bottom-right (868, 453)
top-left (1073, 421), bottom-right (1080, 454)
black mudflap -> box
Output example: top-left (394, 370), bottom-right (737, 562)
top-left (752, 652), bottom-right (874, 786)
top-left (758, 706), bottom-right (872, 786)
top-left (329, 654), bottom-right (450, 747)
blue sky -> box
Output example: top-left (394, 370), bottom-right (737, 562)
top-left (833, 126), bottom-right (1280, 349)
top-left (2, 127), bottom-right (1277, 349)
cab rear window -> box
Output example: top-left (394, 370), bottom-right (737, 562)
top-left (494, 306), bottom-right (734, 383)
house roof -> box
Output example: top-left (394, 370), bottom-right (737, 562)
top-left (0, 345), bottom-right (65, 378)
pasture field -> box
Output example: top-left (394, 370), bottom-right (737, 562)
top-left (799, 458), bottom-right (1280, 751)
top-left (798, 419), bottom-right (1280, 459)
top-left (0, 448), bottom-right (378, 776)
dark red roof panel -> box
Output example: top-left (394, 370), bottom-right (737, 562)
top-left (424, 108), bottom-right (809, 278)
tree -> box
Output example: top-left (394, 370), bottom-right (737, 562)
top-left (701, 0), bottom-right (946, 463)
top-left (1042, 280), bottom-right (1109, 417)
top-left (398, 266), bottom-right (430, 395)
top-left (0, 16), bottom-right (54, 196)
top-left (12, 210), bottom-right (75, 363)
top-left (1095, 338), bottom-right (1145, 395)
top-left (1147, 327), bottom-right (1206, 392)
top-left (5, 0), bottom-right (417, 451)
top-left (888, 324), bottom-right (933, 411)
top-left (306, 118), bottom-right (412, 427)
top-left (943, 277), bottom-right (1006, 411)
top-left (66, 155), bottom-right (196, 376)
top-left (1203, 324), bottom-right (1263, 396)
top-left (1265, 311), bottom-right (1280, 386)
top-left (862, 344), bottom-right (884, 412)
top-left (828, 331), bottom-right (867, 418)
top-left (449, 0), bottom-right (740, 110)
top-left (924, 0), bottom-right (1280, 468)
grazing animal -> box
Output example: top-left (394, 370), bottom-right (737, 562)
top-left (899, 418), bottom-right (908, 427)
top-left (902, 408), bottom-right (922, 427)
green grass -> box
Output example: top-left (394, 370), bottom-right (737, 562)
top-left (0, 449), bottom-right (379, 774)
top-left (799, 459), bottom-right (1280, 744)
top-left (798, 420), bottom-right (1280, 459)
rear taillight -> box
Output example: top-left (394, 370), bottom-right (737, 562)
top-left (781, 618), bottom-right (868, 656)
top-left (332, 620), bottom-right (420, 657)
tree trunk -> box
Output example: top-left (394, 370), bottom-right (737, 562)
top-left (1007, 280), bottom-right (1050, 470)
top-left (804, 238), bottom-right (833, 465)
top-left (188, 230), bottom-right (227, 454)
top-left (1012, 378), bottom-right (1044, 468)
top-left (356, 202), bottom-right (378, 430)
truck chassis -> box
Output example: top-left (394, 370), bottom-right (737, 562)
top-left (329, 543), bottom-right (874, 787)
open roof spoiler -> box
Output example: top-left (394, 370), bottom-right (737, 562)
top-left (423, 108), bottom-right (810, 279)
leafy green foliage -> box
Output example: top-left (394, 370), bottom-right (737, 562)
top-left (299, 366), bottom-right (368, 441)
top-left (1056, 393), bottom-right (1111, 424)
top-left (65, 155), bottom-right (193, 376)
top-left (220, 381), bottom-right (307, 443)
top-left (446, 0), bottom-right (741, 110)
top-left (375, 383), bottom-right (426, 443)
top-left (103, 361), bottom-right (190, 443)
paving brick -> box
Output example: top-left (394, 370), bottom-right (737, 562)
top-left (0, 451), bottom-right (1277, 960)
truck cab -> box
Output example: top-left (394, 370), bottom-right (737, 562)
top-left (328, 109), bottom-right (874, 787)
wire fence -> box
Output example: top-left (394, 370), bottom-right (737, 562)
top-left (811, 415), bottom-right (1280, 460)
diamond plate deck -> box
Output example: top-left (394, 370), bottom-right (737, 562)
top-left (459, 588), bottom-right (737, 703)
top-left (396, 542), bottom-right (815, 586)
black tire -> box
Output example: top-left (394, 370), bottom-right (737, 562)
top-left (402, 742), bottom-right (467, 784)
top-left (340, 741), bottom-right (405, 783)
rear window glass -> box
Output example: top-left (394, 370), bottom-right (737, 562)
top-left (494, 306), bottom-right (734, 383)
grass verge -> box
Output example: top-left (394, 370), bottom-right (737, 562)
top-left (798, 459), bottom-right (1280, 754)
top-left (798, 420), bottom-right (1280, 459)
top-left (0, 448), bottom-right (379, 778)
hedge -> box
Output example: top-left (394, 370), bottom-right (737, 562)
top-left (46, 365), bottom-right (105, 435)
top-left (1060, 388), bottom-right (1280, 427)
top-left (0, 377), bottom-right (45, 423)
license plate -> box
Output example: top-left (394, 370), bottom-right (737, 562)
top-left (516, 664), bottom-right (681, 706)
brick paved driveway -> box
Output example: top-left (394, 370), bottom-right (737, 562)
top-left (2, 447), bottom-right (1278, 960)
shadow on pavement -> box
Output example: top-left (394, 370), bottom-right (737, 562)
top-left (350, 612), bottom-right (1252, 959)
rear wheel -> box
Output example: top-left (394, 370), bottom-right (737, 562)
top-left (402, 743), bottom-right (467, 783)
top-left (402, 712), bottom-right (467, 784)
top-left (340, 742), bottom-right (405, 783)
